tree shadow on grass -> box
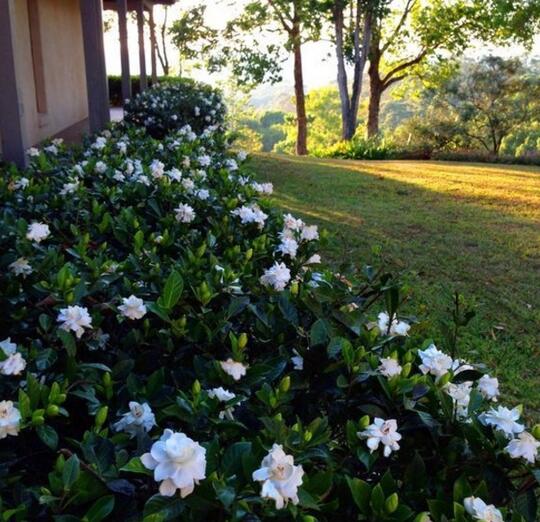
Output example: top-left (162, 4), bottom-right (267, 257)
top-left (251, 154), bottom-right (540, 411)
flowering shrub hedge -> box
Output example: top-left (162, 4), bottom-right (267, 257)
top-left (123, 79), bottom-right (226, 139)
top-left (0, 83), bottom-right (538, 521)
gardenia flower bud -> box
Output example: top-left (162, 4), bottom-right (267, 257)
top-left (377, 312), bottom-right (411, 337)
top-left (220, 359), bottom-right (248, 381)
top-left (175, 204), bottom-right (196, 223)
top-left (479, 406), bottom-right (524, 438)
top-left (118, 295), bottom-right (147, 320)
top-left (57, 305), bottom-right (93, 338)
top-left (378, 357), bottom-right (402, 378)
top-left (26, 222), bottom-right (50, 243)
top-left (291, 349), bottom-right (304, 370)
top-left (260, 262), bottom-right (291, 291)
top-left (113, 401), bottom-right (156, 437)
top-left (505, 431), bottom-right (539, 464)
top-left (358, 418), bottom-right (402, 457)
top-left (0, 400), bottom-right (21, 439)
top-left (418, 344), bottom-right (453, 380)
top-left (252, 444), bottom-right (304, 509)
top-left (477, 374), bottom-right (499, 401)
top-left (463, 497), bottom-right (503, 522)
top-left (141, 429), bottom-right (206, 497)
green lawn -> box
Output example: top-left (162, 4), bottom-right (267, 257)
top-left (250, 154), bottom-right (540, 413)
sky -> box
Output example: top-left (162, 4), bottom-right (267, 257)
top-left (103, 1), bottom-right (540, 96)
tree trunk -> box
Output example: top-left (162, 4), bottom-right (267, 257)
top-left (292, 30), bottom-right (308, 155)
top-left (333, 1), bottom-right (372, 141)
top-left (367, 76), bottom-right (382, 138)
top-left (334, 4), bottom-right (353, 140)
top-left (367, 38), bottom-right (382, 139)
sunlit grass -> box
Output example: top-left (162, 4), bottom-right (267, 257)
top-left (250, 153), bottom-right (540, 413)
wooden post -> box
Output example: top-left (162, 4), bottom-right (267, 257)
top-left (80, 0), bottom-right (110, 132)
top-left (116, 0), bottom-right (131, 103)
top-left (148, 4), bottom-right (158, 83)
top-left (136, 0), bottom-right (148, 91)
top-left (0, 1), bottom-right (27, 167)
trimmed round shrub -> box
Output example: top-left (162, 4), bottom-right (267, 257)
top-left (123, 79), bottom-right (226, 138)
top-left (0, 84), bottom-right (538, 521)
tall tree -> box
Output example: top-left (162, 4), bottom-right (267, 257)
top-left (366, 0), bottom-right (540, 139)
top-left (330, 0), bottom-right (381, 140)
top-left (224, 1), bottom-right (324, 155)
top-left (366, 0), bottom-right (487, 138)
top-left (155, 6), bottom-right (171, 75)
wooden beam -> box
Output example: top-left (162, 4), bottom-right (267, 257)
top-left (136, 0), bottom-right (148, 91)
top-left (0, 1), bottom-right (27, 167)
top-left (116, 0), bottom-right (131, 102)
top-left (80, 0), bottom-right (110, 132)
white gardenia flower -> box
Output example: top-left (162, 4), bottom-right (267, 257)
top-left (181, 178), bottom-right (195, 192)
top-left (505, 432), bottom-right (540, 464)
top-left (300, 224), bottom-right (319, 242)
top-left (9, 258), bottom-right (33, 278)
top-left (224, 158), bottom-right (238, 171)
top-left (150, 159), bottom-right (165, 179)
top-left (0, 353), bottom-right (26, 376)
top-left (95, 161), bottom-right (107, 174)
top-left (252, 182), bottom-right (273, 194)
top-left (237, 150), bottom-right (247, 161)
top-left (418, 344), bottom-right (453, 379)
top-left (464, 497), bottom-right (503, 522)
top-left (168, 168), bottom-right (182, 182)
top-left (358, 418), bottom-right (402, 457)
top-left (0, 401), bottom-right (21, 439)
top-left (195, 189), bottom-right (210, 200)
top-left (208, 387), bottom-right (236, 402)
top-left (141, 429), bottom-right (206, 497)
top-left (118, 295), bottom-right (147, 320)
top-left (117, 141), bottom-right (127, 154)
top-left (277, 237), bottom-right (299, 259)
top-left (0, 339), bottom-right (17, 356)
top-left (283, 213), bottom-right (304, 231)
top-left (377, 312), bottom-right (411, 337)
top-left (27, 147), bottom-right (40, 157)
top-left (198, 154), bottom-right (211, 167)
top-left (92, 136), bottom-right (107, 150)
top-left (113, 401), bottom-right (156, 437)
top-left (478, 375), bottom-right (499, 402)
top-left (174, 204), bottom-right (196, 223)
top-left (445, 381), bottom-right (473, 419)
top-left (231, 205), bottom-right (268, 228)
top-left (208, 387), bottom-right (237, 420)
top-left (260, 262), bottom-right (291, 291)
top-left (252, 444), bottom-right (304, 509)
top-left (378, 357), bottom-right (402, 378)
top-left (479, 406), bottom-right (524, 438)
top-left (60, 180), bottom-right (79, 196)
top-left (57, 305), bottom-right (93, 339)
top-left (26, 222), bottom-right (50, 243)
top-left (305, 254), bottom-right (321, 265)
top-left (220, 358), bottom-right (248, 381)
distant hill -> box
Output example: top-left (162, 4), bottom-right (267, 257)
top-left (249, 84), bottom-right (295, 112)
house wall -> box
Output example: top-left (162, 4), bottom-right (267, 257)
top-left (8, 0), bottom-right (89, 148)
